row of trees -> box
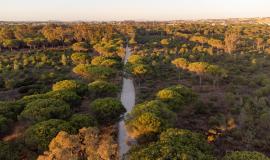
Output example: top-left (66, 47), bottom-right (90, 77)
top-left (172, 58), bottom-right (228, 87)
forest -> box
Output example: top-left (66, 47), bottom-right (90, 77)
top-left (0, 21), bottom-right (269, 160)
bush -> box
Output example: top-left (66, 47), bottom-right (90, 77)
top-left (156, 85), bottom-right (197, 111)
top-left (223, 151), bottom-right (270, 160)
top-left (127, 112), bottom-right (162, 139)
top-left (69, 114), bottom-right (97, 130)
top-left (24, 119), bottom-right (76, 152)
top-left (22, 90), bottom-right (81, 107)
top-left (0, 101), bottom-right (24, 120)
top-left (86, 65), bottom-right (116, 80)
top-left (90, 98), bottom-right (125, 124)
top-left (126, 100), bottom-right (176, 139)
top-left (0, 141), bottom-right (19, 160)
top-left (88, 80), bottom-right (118, 98)
top-left (73, 64), bottom-right (116, 80)
top-left (91, 56), bottom-right (121, 68)
top-left (52, 80), bottom-right (88, 95)
top-left (20, 99), bottom-right (71, 123)
top-left (127, 128), bottom-right (215, 160)
top-left (0, 115), bottom-right (11, 135)
top-left (71, 52), bottom-right (89, 64)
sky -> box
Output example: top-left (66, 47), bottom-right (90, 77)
top-left (0, 0), bottom-right (269, 21)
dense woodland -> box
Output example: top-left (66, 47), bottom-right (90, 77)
top-left (0, 22), bottom-right (270, 160)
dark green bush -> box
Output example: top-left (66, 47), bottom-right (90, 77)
top-left (88, 80), bottom-right (119, 98)
top-left (126, 100), bottom-right (176, 139)
top-left (90, 98), bottom-right (125, 124)
top-left (0, 115), bottom-right (11, 135)
top-left (69, 114), bottom-right (97, 130)
top-left (19, 98), bottom-right (71, 123)
top-left (0, 101), bottom-right (24, 120)
top-left (22, 90), bottom-right (81, 107)
top-left (128, 128), bottom-right (215, 160)
top-left (156, 85), bottom-right (197, 111)
top-left (24, 119), bottom-right (76, 152)
top-left (0, 141), bottom-right (19, 160)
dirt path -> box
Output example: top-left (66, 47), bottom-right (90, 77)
top-left (118, 46), bottom-right (136, 159)
top-left (2, 121), bottom-right (30, 141)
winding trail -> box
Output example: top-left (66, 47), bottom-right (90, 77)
top-left (118, 46), bottom-right (136, 159)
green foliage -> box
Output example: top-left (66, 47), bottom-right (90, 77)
top-left (69, 114), bottom-right (97, 130)
top-left (88, 80), bottom-right (118, 98)
top-left (90, 98), bottom-right (125, 124)
top-left (126, 112), bottom-right (162, 140)
top-left (0, 101), bottom-right (24, 120)
top-left (52, 80), bottom-right (88, 95)
top-left (24, 119), bottom-right (76, 151)
top-left (0, 115), bottom-right (11, 135)
top-left (156, 85), bottom-right (197, 111)
top-left (128, 128), bottom-right (215, 160)
top-left (126, 100), bottom-right (176, 139)
top-left (71, 52), bottom-right (89, 64)
top-left (2, 39), bottom-right (21, 50)
top-left (73, 64), bottom-right (116, 80)
top-left (91, 56), bottom-right (121, 68)
top-left (0, 141), bottom-right (19, 160)
top-left (22, 90), bottom-right (81, 107)
top-left (19, 98), bottom-right (71, 123)
top-left (223, 151), bottom-right (270, 160)
top-left (86, 65), bottom-right (116, 80)
top-left (238, 97), bottom-right (270, 150)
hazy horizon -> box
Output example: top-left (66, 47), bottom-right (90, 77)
top-left (0, 0), bottom-right (269, 21)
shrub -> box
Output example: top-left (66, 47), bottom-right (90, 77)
top-left (156, 85), bottom-right (197, 110)
top-left (0, 101), bottom-right (24, 120)
top-left (254, 85), bottom-right (270, 97)
top-left (127, 128), bottom-right (215, 160)
top-left (73, 64), bottom-right (116, 80)
top-left (71, 52), bottom-right (89, 64)
top-left (223, 151), bottom-right (270, 160)
top-left (0, 115), bottom-right (11, 135)
top-left (91, 56), bottom-right (120, 68)
top-left (52, 80), bottom-right (88, 95)
top-left (126, 112), bottom-right (162, 139)
top-left (24, 119), bottom-right (76, 151)
top-left (88, 80), bottom-right (118, 98)
top-left (69, 114), bottom-right (97, 130)
top-left (22, 90), bottom-right (81, 107)
top-left (126, 100), bottom-right (176, 139)
top-left (0, 141), bottom-right (19, 160)
top-left (86, 65), bottom-right (116, 80)
top-left (90, 98), bottom-right (125, 124)
top-left (20, 99), bottom-right (71, 123)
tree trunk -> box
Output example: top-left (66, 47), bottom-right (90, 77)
top-left (199, 76), bottom-right (202, 87)
top-left (178, 70), bottom-right (181, 82)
